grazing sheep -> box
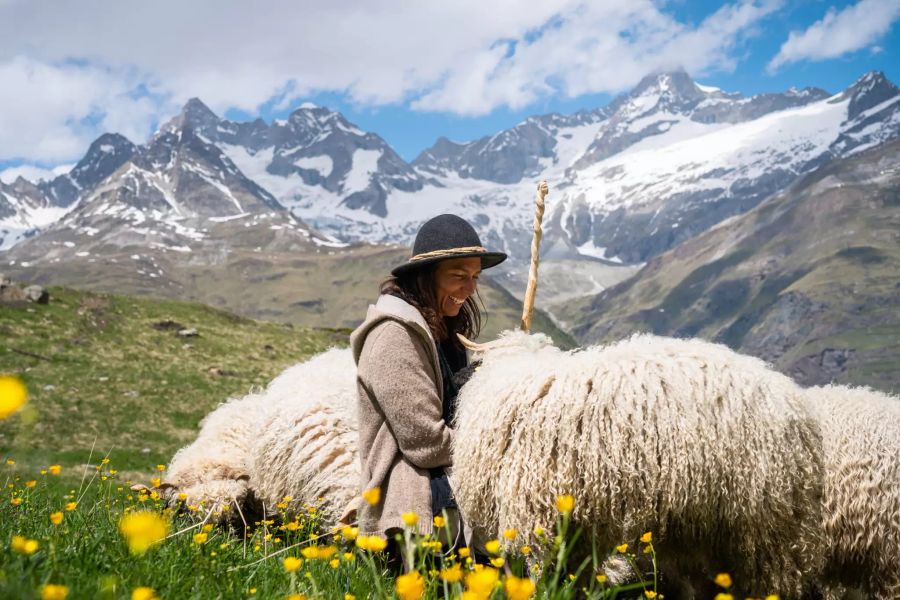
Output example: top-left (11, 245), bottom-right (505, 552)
top-left (159, 348), bottom-right (359, 525)
top-left (805, 384), bottom-right (900, 600)
top-left (451, 331), bottom-right (825, 599)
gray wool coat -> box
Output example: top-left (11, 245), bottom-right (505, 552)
top-left (349, 294), bottom-right (453, 537)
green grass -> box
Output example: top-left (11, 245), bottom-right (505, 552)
top-left (0, 286), bottom-right (345, 472)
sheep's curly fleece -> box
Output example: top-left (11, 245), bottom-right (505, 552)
top-left (451, 331), bottom-right (825, 598)
top-left (805, 385), bottom-right (900, 600)
top-left (162, 348), bottom-right (359, 523)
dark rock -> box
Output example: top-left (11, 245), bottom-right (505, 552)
top-left (152, 320), bottom-right (185, 331)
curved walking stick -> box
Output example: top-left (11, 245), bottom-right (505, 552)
top-left (520, 181), bottom-right (549, 332)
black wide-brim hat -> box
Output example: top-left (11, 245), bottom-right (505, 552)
top-left (391, 214), bottom-right (507, 277)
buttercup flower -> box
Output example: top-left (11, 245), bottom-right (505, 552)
top-left (395, 571), bottom-right (425, 600)
top-left (433, 515), bottom-right (446, 528)
top-left (193, 533), bottom-right (208, 545)
top-left (401, 512), bottom-right (418, 527)
top-left (301, 545), bottom-right (337, 560)
top-left (464, 567), bottom-right (500, 599)
top-left (355, 535), bottom-right (387, 552)
top-left (484, 539), bottom-right (501, 555)
top-left (714, 573), bottom-right (733, 589)
top-left (641, 531), bottom-right (653, 543)
top-left (11, 535), bottom-right (39, 555)
top-left (48, 465), bottom-right (61, 475)
top-left (40, 584), bottom-right (68, 600)
top-left (0, 375), bottom-right (27, 420)
top-left (119, 511), bottom-right (169, 554)
top-left (503, 528), bottom-right (517, 540)
top-left (283, 556), bottom-right (302, 572)
top-left (65, 502), bottom-right (77, 511)
top-left (556, 494), bottom-right (575, 514)
top-left (504, 575), bottom-right (536, 600)
top-left (25, 480), bottom-right (36, 488)
top-left (131, 587), bottom-right (158, 600)
top-left (440, 564), bottom-right (463, 583)
top-left (50, 512), bottom-right (64, 525)
top-left (362, 487), bottom-right (380, 505)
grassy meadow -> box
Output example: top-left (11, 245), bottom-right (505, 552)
top-left (0, 287), bottom-right (748, 599)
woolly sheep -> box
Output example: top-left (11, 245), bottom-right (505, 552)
top-left (159, 348), bottom-right (359, 525)
top-left (451, 331), bottom-right (825, 599)
top-left (804, 384), bottom-right (900, 600)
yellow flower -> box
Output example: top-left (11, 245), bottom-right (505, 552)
top-left (286, 595), bottom-right (307, 600)
top-left (39, 584), bottom-right (69, 600)
top-left (50, 512), bottom-right (64, 525)
top-left (440, 563), bottom-right (463, 583)
top-left (490, 557), bottom-right (505, 568)
top-left (150, 477), bottom-right (161, 488)
top-left (596, 574), bottom-right (607, 584)
top-left (119, 511), bottom-right (170, 555)
top-left (25, 480), bottom-right (36, 488)
top-left (301, 545), bottom-right (337, 560)
top-left (344, 595), bottom-right (356, 600)
top-left (0, 375), bottom-right (28, 420)
top-left (503, 575), bottom-right (536, 600)
top-left (48, 465), bottom-right (62, 475)
top-left (329, 558), bottom-right (340, 569)
top-left (193, 533), bottom-right (208, 545)
top-left (433, 515), bottom-right (446, 528)
top-left (464, 567), bottom-right (500, 598)
top-left (395, 571), bottom-right (425, 600)
top-left (201, 523), bottom-right (213, 533)
top-left (131, 587), bottom-right (158, 600)
top-left (556, 494), bottom-right (575, 514)
top-left (343, 552), bottom-right (354, 561)
top-left (503, 528), bottom-right (517, 540)
top-left (101, 458), bottom-right (110, 464)
top-left (484, 539), bottom-right (501, 555)
top-left (714, 594), bottom-right (733, 600)
top-left (156, 464), bottom-right (166, 471)
top-left (645, 592), bottom-right (658, 599)
top-left (5, 458), bottom-right (14, 465)
top-left (283, 556), bottom-right (302, 572)
top-left (401, 512), bottom-right (419, 527)
top-left (458, 547), bottom-right (471, 558)
top-left (640, 531), bottom-right (652, 543)
top-left (10, 497), bottom-right (22, 506)
top-left (362, 487), bottom-right (380, 505)
top-left (341, 526), bottom-right (358, 540)
top-left (714, 573), bottom-right (733, 589)
top-left (533, 526), bottom-right (545, 536)
top-left (615, 543), bottom-right (628, 553)
top-left (11, 535), bottom-right (39, 555)
top-left (519, 545), bottom-right (532, 555)
top-left (355, 535), bottom-right (387, 552)
top-left (765, 596), bottom-right (780, 600)
top-left (65, 502), bottom-right (77, 511)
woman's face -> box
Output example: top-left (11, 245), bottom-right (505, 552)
top-left (434, 257), bottom-right (482, 318)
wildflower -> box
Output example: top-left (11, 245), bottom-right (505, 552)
top-left (519, 545), bottom-right (532, 555)
top-left (533, 526), bottom-right (545, 536)
top-left (177, 493), bottom-right (187, 501)
top-left (39, 584), bottom-right (69, 600)
top-left (362, 487), bottom-right (380, 505)
top-left (283, 556), bottom-right (302, 572)
top-left (343, 552), bottom-right (354, 561)
top-left (345, 595), bottom-right (356, 600)
top-left (596, 574), bottom-right (607, 584)
top-left (645, 592), bottom-right (658, 599)
top-left (503, 528), bottom-right (518, 540)
top-left (10, 497), bottom-right (22, 506)
top-left (286, 521), bottom-right (300, 531)
top-left (504, 575), bottom-right (536, 600)
top-left (25, 480), bottom-right (36, 488)
top-left (48, 465), bottom-right (61, 475)
top-left (193, 533), bottom-right (208, 545)
top-left (119, 511), bottom-right (169, 555)
top-left (0, 375), bottom-right (27, 420)
top-left (341, 526), bottom-right (358, 540)
top-left (131, 587), bottom-right (158, 600)
top-left (714, 595), bottom-right (733, 600)
top-left (458, 547), bottom-right (471, 558)
top-left (355, 535), bottom-right (387, 552)
top-left (249, 589), bottom-right (257, 595)
top-left (484, 539), bottom-right (501, 555)
top-left (464, 567), bottom-right (500, 598)
top-left (640, 531), bottom-right (652, 543)
top-left (402, 511), bottom-right (419, 527)
top-left (301, 545), bottom-right (337, 560)
top-left (490, 557), bottom-right (505, 568)
top-left (556, 494), bottom-right (575, 514)
top-left (201, 523), bottom-right (213, 533)
top-left (109, 469), bottom-right (118, 475)
top-left (765, 596), bottom-right (780, 600)
top-left (433, 515), bottom-right (446, 528)
top-left (440, 563), bottom-right (463, 583)
top-left (65, 502), bottom-right (77, 511)
top-left (714, 573), bottom-right (733, 589)
top-left (11, 535), bottom-right (39, 555)
top-left (395, 571), bottom-right (425, 600)
top-left (329, 558), bottom-right (339, 569)
top-left (5, 458), bottom-right (14, 465)
top-left (150, 477), bottom-right (161, 488)
top-left (156, 464), bottom-right (166, 471)
top-left (286, 595), bottom-right (307, 600)
top-left (50, 512), bottom-right (64, 525)
top-left (102, 458), bottom-right (110, 464)
top-left (615, 543), bottom-right (628, 553)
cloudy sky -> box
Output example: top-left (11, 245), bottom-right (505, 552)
top-left (1, 0), bottom-right (898, 181)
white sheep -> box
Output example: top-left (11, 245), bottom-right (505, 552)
top-left (158, 348), bottom-right (359, 525)
top-left (804, 384), bottom-right (900, 600)
top-left (451, 331), bottom-right (825, 599)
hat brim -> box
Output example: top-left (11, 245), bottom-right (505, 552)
top-left (391, 251), bottom-right (507, 277)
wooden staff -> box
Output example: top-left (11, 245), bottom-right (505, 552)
top-left (520, 180), bottom-right (549, 332)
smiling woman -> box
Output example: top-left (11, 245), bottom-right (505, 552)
top-left (349, 214), bottom-right (506, 551)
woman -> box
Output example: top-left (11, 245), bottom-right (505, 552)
top-left (349, 214), bottom-right (506, 540)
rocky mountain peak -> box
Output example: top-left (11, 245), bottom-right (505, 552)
top-left (841, 71), bottom-right (898, 120)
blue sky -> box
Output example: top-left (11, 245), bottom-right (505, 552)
top-left (1, 0), bottom-right (898, 178)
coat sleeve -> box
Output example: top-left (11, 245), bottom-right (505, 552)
top-left (358, 321), bottom-right (454, 469)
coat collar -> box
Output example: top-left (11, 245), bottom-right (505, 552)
top-left (350, 294), bottom-right (437, 364)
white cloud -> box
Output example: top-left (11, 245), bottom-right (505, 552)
top-left (0, 162), bottom-right (72, 184)
top-left (768, 0), bottom-right (900, 72)
top-left (0, 0), bottom-right (779, 162)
